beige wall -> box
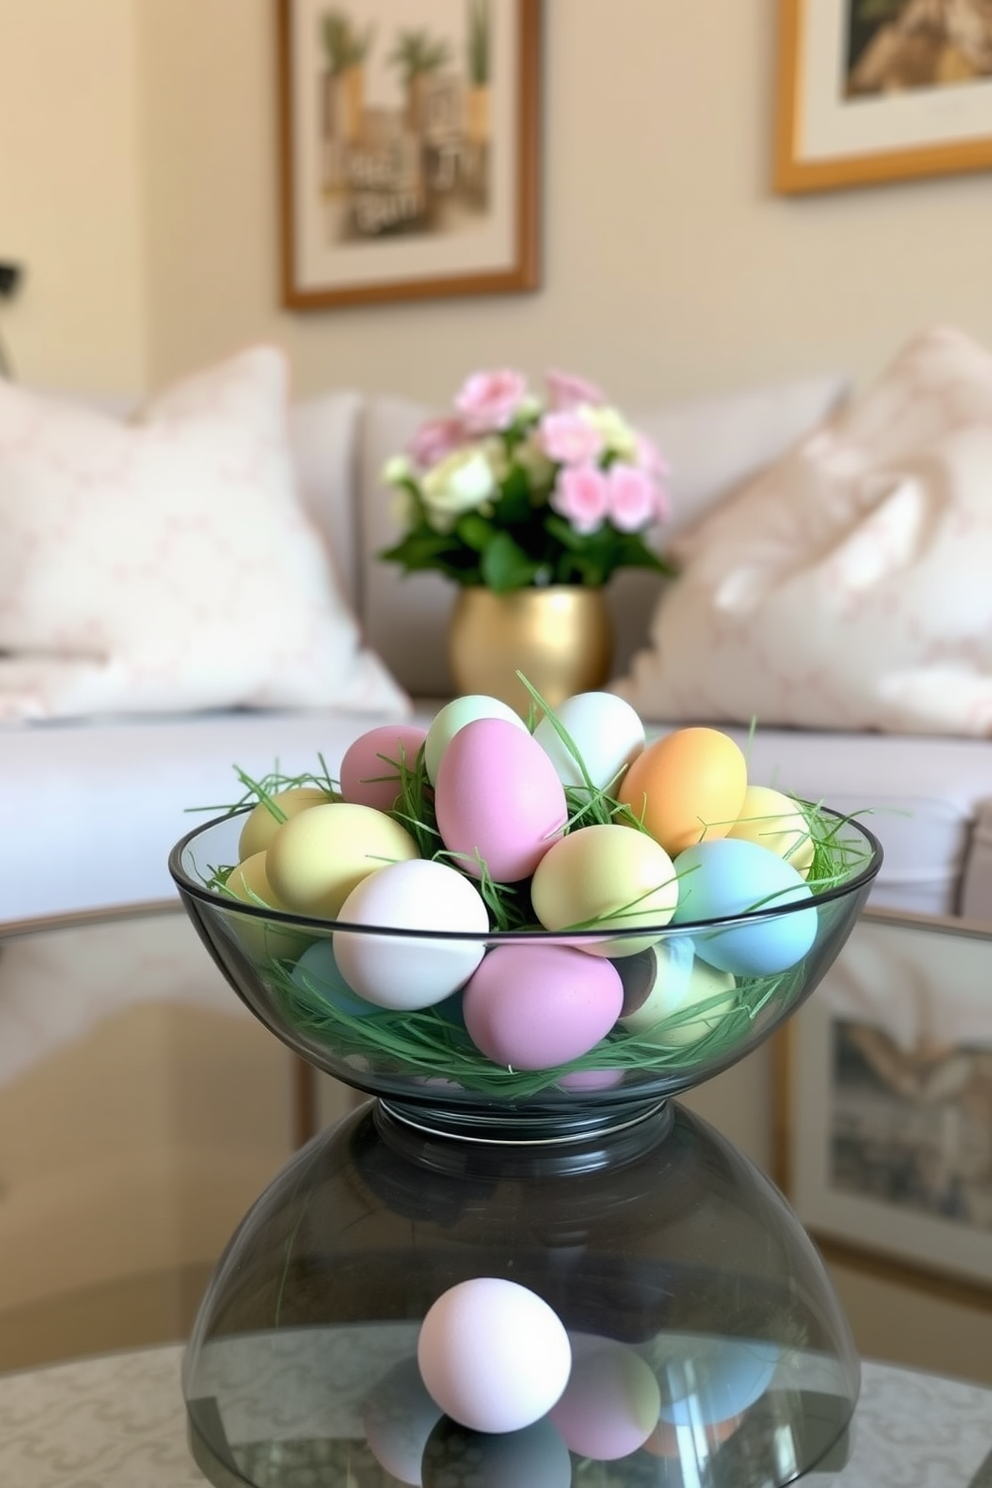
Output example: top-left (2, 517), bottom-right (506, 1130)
top-left (4, 0), bottom-right (992, 403)
top-left (0, 0), bottom-right (148, 392)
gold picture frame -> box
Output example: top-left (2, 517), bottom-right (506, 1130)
top-left (775, 907), bottom-right (992, 1307)
top-left (277, 0), bottom-right (541, 308)
top-left (774, 0), bottom-right (992, 193)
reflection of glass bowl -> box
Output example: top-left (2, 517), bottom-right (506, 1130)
top-left (169, 808), bottom-right (881, 1119)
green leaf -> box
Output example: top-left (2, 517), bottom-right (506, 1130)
top-left (454, 512), bottom-right (495, 552)
top-left (480, 532), bottom-right (541, 592)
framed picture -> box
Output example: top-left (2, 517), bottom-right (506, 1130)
top-left (774, 0), bottom-right (992, 193)
top-left (276, 0), bottom-right (541, 308)
top-left (776, 908), bottom-right (992, 1302)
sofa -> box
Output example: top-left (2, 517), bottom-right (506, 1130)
top-left (1, 334), bottom-right (991, 1368)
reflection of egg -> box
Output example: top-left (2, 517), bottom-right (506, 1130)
top-left (339, 724), bottom-right (429, 812)
top-left (417, 1279), bottom-right (571, 1435)
top-left (530, 823), bottom-right (678, 957)
top-left (421, 1416), bottom-right (571, 1488)
top-left (672, 839), bottom-right (816, 976)
top-left (434, 719), bottom-right (567, 883)
top-left (654, 1336), bottom-right (780, 1427)
top-left (533, 691), bottom-right (645, 791)
top-left (727, 785), bottom-right (816, 878)
top-left (238, 786), bottom-right (335, 860)
top-left (424, 695), bottom-right (528, 784)
top-left (333, 860), bottom-right (489, 1010)
top-left (291, 938), bottom-right (376, 1019)
top-left (550, 1334), bottom-right (660, 1460)
top-left (362, 1355), bottom-right (442, 1486)
top-left (463, 944), bottom-right (623, 1069)
top-left (266, 803), bottom-right (419, 918)
top-left (618, 727), bottom-right (748, 856)
top-left (618, 940), bottom-right (737, 1046)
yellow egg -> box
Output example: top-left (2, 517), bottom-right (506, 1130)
top-left (726, 785), bottom-right (816, 878)
top-left (618, 727), bottom-right (748, 857)
top-left (618, 941), bottom-right (737, 1046)
top-left (238, 786), bottom-right (336, 860)
top-left (224, 851), bottom-right (311, 961)
top-left (265, 802), bottom-right (420, 919)
top-left (530, 823), bottom-right (679, 958)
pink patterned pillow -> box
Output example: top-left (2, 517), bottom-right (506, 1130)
top-left (616, 325), bottom-right (992, 736)
top-left (0, 347), bottom-right (408, 720)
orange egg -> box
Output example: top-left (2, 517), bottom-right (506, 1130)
top-left (617, 727), bottom-right (748, 856)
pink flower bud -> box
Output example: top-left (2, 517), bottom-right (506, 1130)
top-left (455, 369), bottom-right (528, 433)
top-left (551, 465), bottom-right (610, 535)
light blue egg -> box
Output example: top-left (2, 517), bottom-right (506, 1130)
top-left (291, 939), bottom-right (375, 1017)
top-left (672, 839), bottom-right (817, 976)
top-left (655, 1336), bottom-right (780, 1427)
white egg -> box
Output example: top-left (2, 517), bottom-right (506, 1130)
top-left (533, 691), bottom-right (646, 792)
top-left (424, 695), bottom-right (528, 784)
top-left (333, 858), bottom-right (490, 1010)
top-left (618, 938), bottom-right (737, 1046)
top-left (417, 1278), bottom-right (572, 1435)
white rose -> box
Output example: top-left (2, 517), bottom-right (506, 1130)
top-left (421, 448), bottom-right (497, 532)
top-left (382, 454), bottom-right (413, 485)
top-left (582, 405), bottom-right (638, 460)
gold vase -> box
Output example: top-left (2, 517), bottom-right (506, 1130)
top-left (447, 586), bottom-right (614, 717)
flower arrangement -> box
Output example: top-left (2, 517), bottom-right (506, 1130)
top-left (379, 368), bottom-right (676, 593)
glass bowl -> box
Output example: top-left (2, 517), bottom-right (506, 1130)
top-left (169, 808), bottom-right (881, 1124)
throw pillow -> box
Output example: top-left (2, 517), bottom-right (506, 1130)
top-left (0, 347), bottom-right (408, 721)
top-left (615, 325), bottom-right (992, 736)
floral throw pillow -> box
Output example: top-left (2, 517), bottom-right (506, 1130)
top-left (0, 347), bottom-right (408, 721)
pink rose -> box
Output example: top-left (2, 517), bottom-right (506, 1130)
top-left (454, 369), bottom-right (528, 433)
top-left (545, 369), bottom-right (607, 412)
top-left (551, 464), bottom-right (610, 535)
top-left (537, 410), bottom-right (604, 466)
top-left (407, 416), bottom-right (468, 471)
top-left (605, 463), bottom-right (657, 532)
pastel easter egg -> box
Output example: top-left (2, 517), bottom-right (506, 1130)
top-left (672, 839), bottom-right (817, 976)
top-left (363, 1356), bottom-right (443, 1485)
top-left (727, 784), bottom-right (816, 877)
top-left (425, 695), bottom-right (529, 784)
top-left (339, 724), bottom-right (429, 812)
top-left (291, 938), bottom-right (376, 1019)
top-left (533, 691), bottom-right (645, 791)
top-left (618, 727), bottom-right (748, 856)
top-left (224, 852), bottom-right (310, 961)
top-left (238, 785), bottom-right (335, 860)
top-left (417, 1278), bottom-right (571, 1435)
top-left (530, 823), bottom-right (678, 957)
top-left (266, 802), bottom-right (419, 919)
top-left (617, 939), bottom-right (737, 1046)
top-left (655, 1336), bottom-right (780, 1427)
top-left (333, 859), bottom-right (489, 1010)
top-left (463, 943), bottom-right (623, 1069)
top-left (434, 719), bottom-right (568, 883)
top-left (550, 1334), bottom-right (661, 1460)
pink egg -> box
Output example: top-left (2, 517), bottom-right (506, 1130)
top-left (434, 719), bottom-right (568, 883)
top-left (463, 944), bottom-right (623, 1069)
top-left (339, 724), bottom-right (428, 812)
top-left (550, 1334), bottom-right (661, 1460)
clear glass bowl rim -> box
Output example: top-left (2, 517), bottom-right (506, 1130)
top-left (168, 807), bottom-right (884, 949)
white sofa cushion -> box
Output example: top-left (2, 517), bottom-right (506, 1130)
top-left (359, 374), bottom-right (850, 696)
top-left (0, 348), bottom-right (407, 721)
top-left (618, 326), bottom-right (992, 737)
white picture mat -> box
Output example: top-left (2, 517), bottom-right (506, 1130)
top-left (800, 0), bottom-right (992, 161)
top-left (290, 0), bottom-right (520, 292)
top-left (789, 910), bottom-right (992, 1291)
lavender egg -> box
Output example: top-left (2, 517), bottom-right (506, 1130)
top-left (434, 718), bottom-right (568, 884)
top-left (463, 943), bottom-right (623, 1069)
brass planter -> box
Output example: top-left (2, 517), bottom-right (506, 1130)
top-left (447, 586), bottom-right (614, 716)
